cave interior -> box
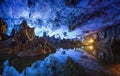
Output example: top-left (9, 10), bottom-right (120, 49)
top-left (0, 0), bottom-right (120, 76)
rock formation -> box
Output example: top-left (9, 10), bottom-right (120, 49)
top-left (0, 19), bottom-right (56, 56)
top-left (0, 17), bottom-right (8, 41)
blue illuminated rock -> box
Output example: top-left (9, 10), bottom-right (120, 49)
top-left (0, 0), bottom-right (119, 39)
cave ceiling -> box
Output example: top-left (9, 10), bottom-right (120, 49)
top-left (0, 0), bottom-right (120, 38)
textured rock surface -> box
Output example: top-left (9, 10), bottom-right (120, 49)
top-left (0, 0), bottom-right (119, 38)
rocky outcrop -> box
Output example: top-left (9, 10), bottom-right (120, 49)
top-left (82, 23), bottom-right (120, 64)
top-left (0, 19), bottom-right (56, 56)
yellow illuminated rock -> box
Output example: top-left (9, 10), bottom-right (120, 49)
top-left (0, 36), bottom-right (2, 40)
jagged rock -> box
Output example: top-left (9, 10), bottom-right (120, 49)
top-left (0, 17), bottom-right (7, 34)
top-left (0, 19), bottom-right (56, 56)
top-left (15, 20), bottom-right (35, 43)
top-left (0, 17), bottom-right (9, 41)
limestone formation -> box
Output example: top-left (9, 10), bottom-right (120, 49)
top-left (0, 17), bottom-right (8, 40)
top-left (0, 19), bottom-right (56, 56)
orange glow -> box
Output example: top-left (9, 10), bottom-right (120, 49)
top-left (88, 45), bottom-right (94, 50)
top-left (89, 39), bottom-right (94, 43)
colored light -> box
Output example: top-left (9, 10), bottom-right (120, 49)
top-left (89, 39), bottom-right (94, 43)
top-left (89, 45), bottom-right (94, 50)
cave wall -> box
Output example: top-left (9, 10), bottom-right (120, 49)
top-left (0, 0), bottom-right (120, 39)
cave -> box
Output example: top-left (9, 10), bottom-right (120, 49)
top-left (0, 0), bottom-right (120, 76)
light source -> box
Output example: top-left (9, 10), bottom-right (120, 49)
top-left (88, 45), bottom-right (94, 50)
top-left (89, 39), bottom-right (94, 43)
